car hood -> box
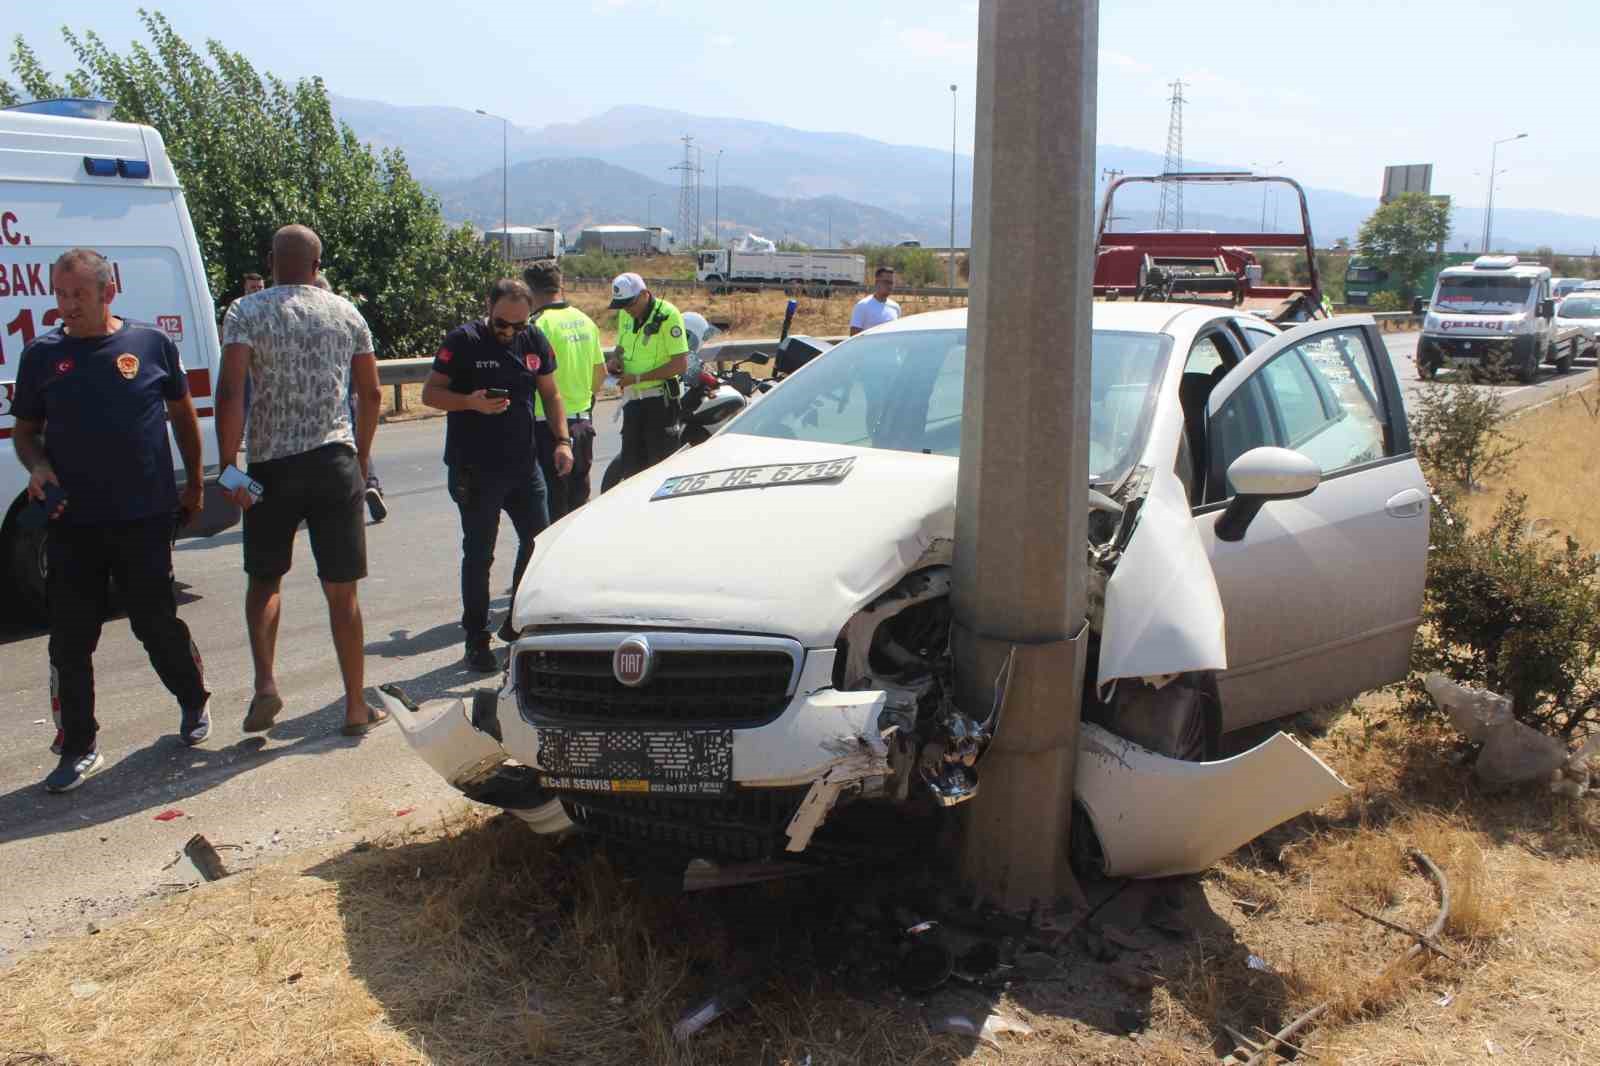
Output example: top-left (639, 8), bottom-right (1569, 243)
top-left (514, 433), bottom-right (957, 647)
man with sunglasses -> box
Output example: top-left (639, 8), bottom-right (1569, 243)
top-left (422, 278), bottom-right (572, 671)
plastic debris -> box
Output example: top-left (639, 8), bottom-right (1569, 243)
top-left (152, 809), bottom-right (185, 822)
top-left (672, 982), bottom-right (750, 1041)
top-left (70, 980), bottom-right (101, 999)
top-left (394, 807), bottom-right (416, 817)
top-left (1246, 954), bottom-right (1273, 973)
top-left (184, 834), bottom-right (230, 881)
top-left (1424, 674), bottom-right (1568, 791)
top-left (928, 1010), bottom-right (1034, 1049)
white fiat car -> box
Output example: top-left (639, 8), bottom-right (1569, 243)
top-left (379, 304), bottom-right (1429, 879)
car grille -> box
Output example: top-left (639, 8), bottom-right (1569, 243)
top-left (560, 788), bottom-right (810, 862)
top-left (517, 645), bottom-right (797, 727)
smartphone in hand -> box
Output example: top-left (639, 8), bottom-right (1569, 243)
top-left (485, 387), bottom-right (510, 400)
top-left (219, 464), bottom-right (264, 501)
top-left (39, 482), bottom-right (67, 518)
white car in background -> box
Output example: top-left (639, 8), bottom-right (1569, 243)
top-left (1556, 293), bottom-right (1600, 359)
top-left (380, 304), bottom-right (1429, 880)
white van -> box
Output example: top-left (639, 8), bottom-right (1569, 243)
top-left (0, 100), bottom-right (238, 619)
top-left (1415, 255), bottom-right (1564, 383)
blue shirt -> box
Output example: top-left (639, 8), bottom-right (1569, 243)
top-left (12, 321), bottom-right (189, 526)
top-left (432, 320), bottom-right (557, 473)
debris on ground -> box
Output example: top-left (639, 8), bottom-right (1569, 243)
top-left (152, 809), bottom-right (186, 822)
top-left (1424, 673), bottom-right (1569, 790)
top-left (926, 1008), bottom-right (1034, 1049)
top-left (672, 981), bottom-right (751, 1041)
top-left (183, 834), bottom-right (231, 882)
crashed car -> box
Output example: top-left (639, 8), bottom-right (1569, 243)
top-left (379, 304), bottom-right (1429, 879)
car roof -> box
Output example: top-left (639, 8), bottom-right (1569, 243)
top-left (868, 301), bottom-right (1252, 338)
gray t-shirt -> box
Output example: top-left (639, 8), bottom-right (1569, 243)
top-left (222, 285), bottom-right (374, 462)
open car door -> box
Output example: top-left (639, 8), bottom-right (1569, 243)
top-left (1193, 316), bottom-right (1428, 732)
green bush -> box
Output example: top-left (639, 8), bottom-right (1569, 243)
top-left (1369, 291), bottom-right (1407, 312)
top-left (560, 250), bottom-right (629, 281)
top-left (854, 245), bottom-right (945, 287)
top-left (1411, 489), bottom-right (1600, 738)
top-left (1408, 382), bottom-right (1523, 489)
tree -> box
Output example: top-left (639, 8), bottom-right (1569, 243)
top-left (2, 14), bottom-right (500, 356)
top-left (1356, 193), bottom-right (1451, 301)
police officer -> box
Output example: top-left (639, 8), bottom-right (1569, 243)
top-left (421, 278), bottom-right (572, 671)
top-left (606, 272), bottom-right (690, 480)
top-left (525, 260), bottom-right (605, 520)
top-left (10, 249), bottom-right (212, 793)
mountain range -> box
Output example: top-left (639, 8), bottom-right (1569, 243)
top-left (332, 96), bottom-right (1600, 254)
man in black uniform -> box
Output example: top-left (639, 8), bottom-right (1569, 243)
top-left (422, 278), bottom-right (572, 670)
top-left (10, 249), bottom-right (212, 793)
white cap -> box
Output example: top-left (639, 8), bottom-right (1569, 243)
top-left (608, 272), bottom-right (647, 309)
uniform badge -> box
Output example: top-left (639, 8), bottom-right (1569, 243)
top-left (525, 354), bottom-right (538, 371)
top-left (116, 353), bottom-right (140, 380)
top-left (56, 358), bottom-right (75, 375)
top-left (670, 325), bottom-right (682, 338)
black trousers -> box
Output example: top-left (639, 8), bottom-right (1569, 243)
top-left (47, 514), bottom-right (209, 758)
top-left (535, 415), bottom-right (596, 523)
top-left (618, 395), bottom-right (678, 481)
top-left (448, 463), bottom-right (549, 639)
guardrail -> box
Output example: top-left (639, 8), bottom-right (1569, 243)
top-left (563, 275), bottom-right (970, 300)
top-left (376, 336), bottom-right (845, 412)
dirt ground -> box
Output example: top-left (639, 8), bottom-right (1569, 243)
top-left (4, 392), bottom-right (1597, 1066)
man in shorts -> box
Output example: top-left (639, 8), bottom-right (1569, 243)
top-left (215, 225), bottom-right (389, 736)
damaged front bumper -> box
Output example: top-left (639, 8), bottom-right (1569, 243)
top-left (379, 649), bottom-right (1350, 879)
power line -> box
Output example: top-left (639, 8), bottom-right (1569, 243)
top-left (669, 134), bottom-right (700, 247)
top-left (1156, 79), bottom-right (1187, 231)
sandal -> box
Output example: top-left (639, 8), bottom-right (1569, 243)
top-left (243, 693), bottom-right (284, 733)
top-left (341, 707), bottom-right (391, 737)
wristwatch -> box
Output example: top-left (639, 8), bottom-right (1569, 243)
top-left (555, 436), bottom-right (572, 447)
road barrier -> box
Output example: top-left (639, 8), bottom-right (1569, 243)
top-left (376, 336), bottom-right (845, 411)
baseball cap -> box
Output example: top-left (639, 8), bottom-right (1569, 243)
top-left (608, 272), bottom-right (647, 309)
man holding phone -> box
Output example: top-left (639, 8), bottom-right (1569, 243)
top-left (422, 278), bottom-right (571, 671)
top-left (10, 249), bottom-right (212, 792)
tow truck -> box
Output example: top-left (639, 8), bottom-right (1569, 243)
top-left (1093, 172), bottom-right (1328, 326)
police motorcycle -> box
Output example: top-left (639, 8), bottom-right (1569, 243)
top-left (599, 312), bottom-right (746, 494)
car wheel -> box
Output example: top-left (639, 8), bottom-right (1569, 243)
top-left (1517, 347), bottom-right (1539, 384)
top-left (6, 519), bottom-right (48, 623)
top-left (1557, 348), bottom-right (1574, 374)
top-left (1415, 354), bottom-right (1437, 380)
top-left (1094, 673), bottom-right (1218, 763)
top-left (599, 456), bottom-right (625, 494)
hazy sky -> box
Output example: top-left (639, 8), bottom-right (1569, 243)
top-left (8, 1), bottom-right (1595, 214)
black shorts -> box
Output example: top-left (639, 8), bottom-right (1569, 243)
top-left (243, 443), bottom-right (367, 583)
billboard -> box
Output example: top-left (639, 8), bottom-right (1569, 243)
top-left (1381, 164), bottom-right (1433, 204)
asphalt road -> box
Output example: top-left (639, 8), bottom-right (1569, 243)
top-left (0, 333), bottom-right (1592, 964)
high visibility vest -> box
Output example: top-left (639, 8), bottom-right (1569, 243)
top-left (615, 296), bottom-right (688, 395)
top-left (533, 303), bottom-right (605, 417)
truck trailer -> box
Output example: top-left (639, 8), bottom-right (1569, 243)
top-left (696, 249), bottom-right (866, 293)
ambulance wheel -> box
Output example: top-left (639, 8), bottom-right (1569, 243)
top-left (5, 517), bottom-right (48, 623)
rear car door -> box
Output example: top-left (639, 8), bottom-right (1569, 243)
top-left (1195, 316), bottom-right (1429, 731)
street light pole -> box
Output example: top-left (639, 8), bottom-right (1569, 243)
top-left (1252, 158), bottom-right (1282, 231)
top-left (476, 109), bottom-right (509, 260)
top-left (949, 82), bottom-right (959, 291)
top-left (714, 149), bottom-right (723, 247)
top-left (1482, 133), bottom-right (1527, 253)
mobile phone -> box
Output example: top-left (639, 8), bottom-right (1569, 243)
top-left (39, 482), bottom-right (67, 517)
top-left (218, 464), bottom-right (264, 501)
top-left (485, 387), bottom-right (510, 400)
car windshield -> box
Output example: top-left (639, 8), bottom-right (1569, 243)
top-left (723, 327), bottom-right (1175, 486)
top-left (1559, 296), bottom-right (1600, 318)
top-left (1434, 275), bottom-right (1534, 314)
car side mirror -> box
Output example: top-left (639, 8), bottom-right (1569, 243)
top-left (1215, 447), bottom-right (1321, 542)
top-left (748, 352), bottom-right (771, 365)
top-left (1539, 298), bottom-right (1555, 318)
top-left (1411, 297), bottom-right (1425, 316)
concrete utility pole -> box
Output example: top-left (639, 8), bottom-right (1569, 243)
top-left (953, 0), bottom-right (1096, 911)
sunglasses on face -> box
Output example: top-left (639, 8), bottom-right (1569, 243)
top-left (491, 317), bottom-right (529, 332)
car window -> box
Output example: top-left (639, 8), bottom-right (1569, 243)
top-left (1206, 327), bottom-right (1391, 502)
top-left (1241, 325), bottom-right (1277, 352)
top-left (1184, 334), bottom-right (1228, 374)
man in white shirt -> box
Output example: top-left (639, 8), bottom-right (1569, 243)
top-left (850, 267), bottom-right (901, 335)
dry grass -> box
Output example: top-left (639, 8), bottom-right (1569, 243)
top-left (1462, 383), bottom-right (1600, 547)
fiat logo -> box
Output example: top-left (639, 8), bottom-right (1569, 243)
top-left (613, 636), bottom-right (653, 687)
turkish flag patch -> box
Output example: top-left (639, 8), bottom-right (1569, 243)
top-left (435, 347), bottom-right (453, 364)
top-left (55, 358), bottom-right (75, 375)
top-left (525, 354), bottom-right (538, 371)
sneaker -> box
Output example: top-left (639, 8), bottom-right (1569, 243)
top-left (180, 699), bottom-right (211, 747)
top-left (365, 485), bottom-right (388, 523)
top-left (45, 750), bottom-right (106, 794)
top-left (51, 728), bottom-right (63, 756)
top-left (497, 616), bottom-right (520, 644)
top-left (464, 638), bottom-right (499, 673)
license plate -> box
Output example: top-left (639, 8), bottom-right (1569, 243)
top-left (536, 727), bottom-right (733, 794)
top-left (652, 457), bottom-right (856, 500)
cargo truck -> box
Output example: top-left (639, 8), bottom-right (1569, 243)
top-left (696, 249), bottom-right (866, 293)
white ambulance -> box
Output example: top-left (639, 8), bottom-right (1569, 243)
top-left (0, 99), bottom-right (238, 620)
